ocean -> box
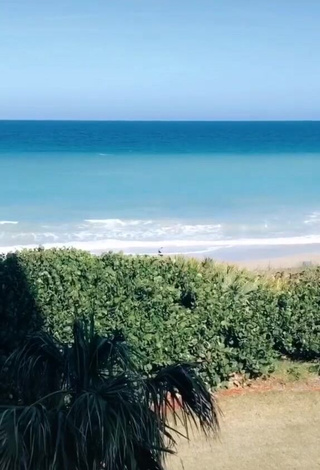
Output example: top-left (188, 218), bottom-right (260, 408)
top-left (1, 120), bottom-right (320, 260)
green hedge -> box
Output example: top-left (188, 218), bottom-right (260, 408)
top-left (0, 249), bottom-right (319, 387)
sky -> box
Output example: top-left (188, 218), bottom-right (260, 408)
top-left (1, 0), bottom-right (320, 120)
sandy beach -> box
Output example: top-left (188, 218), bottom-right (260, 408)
top-left (232, 252), bottom-right (320, 270)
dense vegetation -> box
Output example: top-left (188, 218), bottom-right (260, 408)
top-left (0, 249), bottom-right (319, 388)
top-left (0, 319), bottom-right (217, 470)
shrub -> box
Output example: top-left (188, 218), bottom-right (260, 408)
top-left (0, 249), bottom-right (319, 388)
top-left (273, 269), bottom-right (320, 359)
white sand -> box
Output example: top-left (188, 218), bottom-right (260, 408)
top-left (234, 252), bottom-right (320, 270)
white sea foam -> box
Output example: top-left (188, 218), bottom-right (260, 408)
top-left (0, 221), bottom-right (18, 225)
top-left (84, 219), bottom-right (153, 227)
top-left (83, 219), bottom-right (222, 239)
top-left (1, 215), bottom-right (320, 256)
top-left (304, 211), bottom-right (320, 225)
top-left (1, 234), bottom-right (320, 255)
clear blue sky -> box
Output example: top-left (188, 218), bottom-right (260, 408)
top-left (1, 0), bottom-right (320, 120)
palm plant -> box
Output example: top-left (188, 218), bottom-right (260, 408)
top-left (0, 319), bottom-right (218, 470)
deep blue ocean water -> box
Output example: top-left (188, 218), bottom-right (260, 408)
top-left (1, 120), bottom-right (320, 258)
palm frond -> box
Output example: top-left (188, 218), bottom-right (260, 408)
top-left (146, 364), bottom-right (219, 437)
top-left (70, 319), bottom-right (136, 391)
top-left (0, 404), bottom-right (52, 470)
top-left (6, 331), bottom-right (64, 404)
top-left (1, 319), bottom-right (218, 470)
top-left (88, 329), bottom-right (136, 378)
top-left (68, 375), bottom-right (167, 470)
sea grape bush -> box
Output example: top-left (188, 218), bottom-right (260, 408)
top-left (0, 249), bottom-right (319, 387)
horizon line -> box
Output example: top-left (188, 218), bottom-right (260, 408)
top-left (1, 118), bottom-right (320, 123)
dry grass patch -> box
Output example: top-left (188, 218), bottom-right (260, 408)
top-left (169, 390), bottom-right (320, 470)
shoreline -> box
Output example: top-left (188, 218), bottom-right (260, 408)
top-left (229, 252), bottom-right (320, 270)
top-left (201, 245), bottom-right (320, 269)
top-left (1, 242), bottom-right (320, 270)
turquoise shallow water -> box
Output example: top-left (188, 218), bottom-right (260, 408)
top-left (1, 121), bottom-right (320, 257)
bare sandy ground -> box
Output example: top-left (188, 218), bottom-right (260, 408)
top-left (232, 252), bottom-right (320, 270)
top-left (169, 390), bottom-right (320, 470)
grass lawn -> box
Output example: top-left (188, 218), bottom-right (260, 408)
top-left (169, 389), bottom-right (320, 470)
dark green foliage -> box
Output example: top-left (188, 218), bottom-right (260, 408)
top-left (0, 249), bottom-right (319, 390)
top-left (0, 320), bottom-right (218, 470)
top-left (272, 269), bottom-right (320, 359)
top-left (0, 252), bottom-right (43, 355)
